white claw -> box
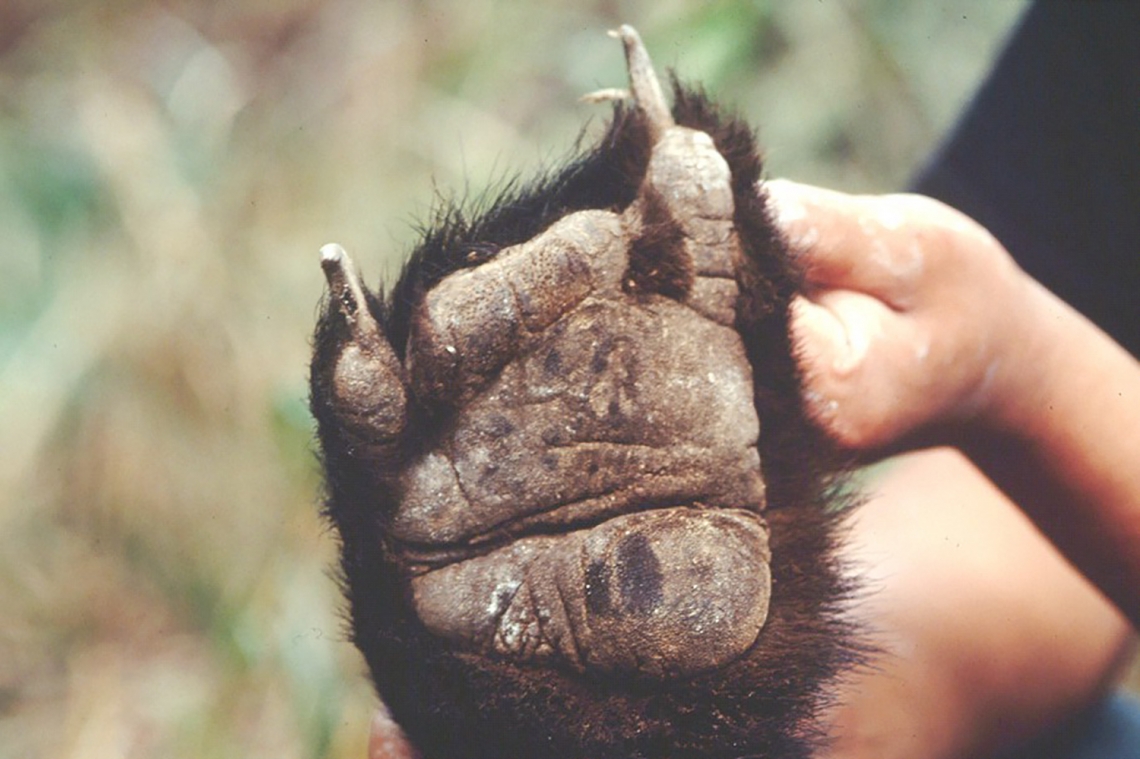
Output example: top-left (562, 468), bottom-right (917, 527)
top-left (579, 87), bottom-right (631, 104)
top-left (610, 25), bottom-right (674, 138)
top-left (320, 242), bottom-right (381, 342)
top-left (319, 241), bottom-right (346, 264)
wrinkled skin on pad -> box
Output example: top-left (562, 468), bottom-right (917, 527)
top-left (411, 508), bottom-right (771, 677)
top-left (311, 25), bottom-right (856, 759)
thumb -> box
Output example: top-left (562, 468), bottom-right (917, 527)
top-left (791, 293), bottom-right (899, 450)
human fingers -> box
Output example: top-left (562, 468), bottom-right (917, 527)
top-left (790, 291), bottom-right (929, 450)
top-left (773, 180), bottom-right (1026, 450)
top-left (766, 179), bottom-right (946, 309)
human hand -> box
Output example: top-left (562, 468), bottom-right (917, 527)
top-left (767, 181), bottom-right (1139, 754)
top-left (767, 179), bottom-right (1036, 451)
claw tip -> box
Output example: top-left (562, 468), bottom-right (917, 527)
top-left (320, 242), bottom-right (346, 266)
top-left (608, 24), bottom-right (672, 136)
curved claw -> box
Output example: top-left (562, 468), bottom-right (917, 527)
top-left (320, 242), bottom-right (383, 344)
top-left (610, 25), bottom-right (674, 138)
top-left (318, 243), bottom-right (408, 452)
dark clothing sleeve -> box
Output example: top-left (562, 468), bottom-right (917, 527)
top-left (911, 1), bottom-right (1140, 357)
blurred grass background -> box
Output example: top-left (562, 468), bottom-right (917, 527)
top-left (0, 1), bottom-right (1043, 757)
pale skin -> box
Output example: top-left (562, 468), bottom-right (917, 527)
top-left (774, 178), bottom-right (1140, 628)
top-left (776, 178), bottom-right (1137, 758)
top-left (366, 181), bottom-right (1138, 758)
